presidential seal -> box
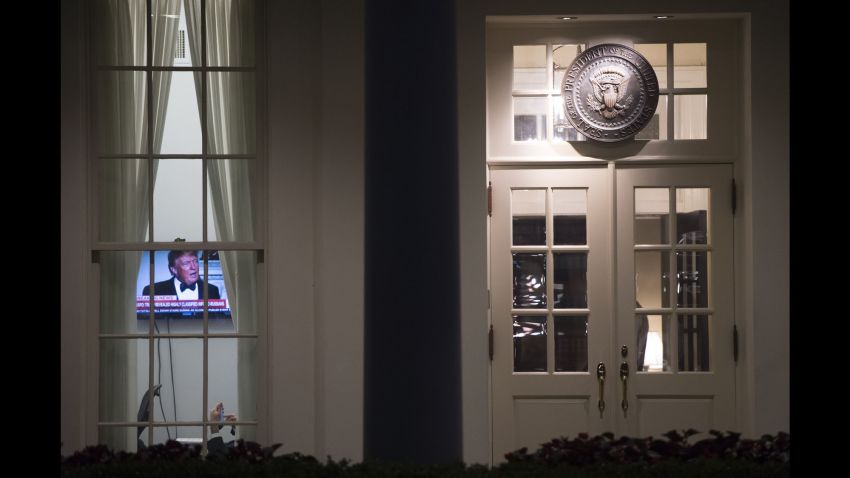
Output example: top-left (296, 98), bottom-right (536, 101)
top-left (561, 44), bottom-right (659, 142)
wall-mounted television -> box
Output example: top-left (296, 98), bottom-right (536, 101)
top-left (136, 250), bottom-right (231, 319)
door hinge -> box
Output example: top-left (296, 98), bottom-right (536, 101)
top-left (488, 324), bottom-right (494, 361)
top-left (731, 178), bottom-right (737, 215)
top-left (487, 181), bottom-right (493, 216)
top-left (733, 324), bottom-right (739, 363)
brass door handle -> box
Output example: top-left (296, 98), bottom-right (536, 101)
top-left (620, 360), bottom-right (629, 417)
top-left (596, 362), bottom-right (606, 418)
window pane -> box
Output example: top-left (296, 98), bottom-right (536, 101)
top-left (152, 338), bottom-right (204, 422)
top-left (96, 71), bottom-right (148, 155)
top-left (208, 251), bottom-right (258, 334)
top-left (635, 95), bottom-right (667, 140)
top-left (636, 314), bottom-right (671, 372)
top-left (512, 189), bottom-right (545, 246)
top-left (93, 0), bottom-right (147, 66)
top-left (157, 72), bottom-right (202, 154)
top-left (101, 251), bottom-right (148, 334)
top-left (153, 159), bottom-right (203, 242)
top-left (513, 253), bottom-right (547, 309)
top-left (674, 94), bottom-right (707, 139)
top-left (207, 72), bottom-right (256, 154)
top-left (678, 314), bottom-right (710, 371)
top-left (513, 316), bottom-right (547, 372)
top-left (553, 253), bottom-right (587, 309)
top-left (206, 0), bottom-right (256, 67)
top-left (99, 426), bottom-right (142, 452)
top-left (99, 158), bottom-right (151, 242)
top-left (676, 188), bottom-right (709, 244)
top-left (513, 45), bottom-right (546, 90)
top-left (635, 188), bottom-right (670, 244)
top-left (514, 97), bottom-right (547, 142)
top-left (634, 43), bottom-right (667, 90)
top-left (148, 426), bottom-right (204, 448)
top-left (99, 338), bottom-right (149, 423)
top-left (676, 251), bottom-right (708, 308)
top-left (553, 189), bottom-right (587, 245)
top-left (209, 338), bottom-right (257, 421)
top-left (153, 0), bottom-right (200, 67)
top-left (635, 251), bottom-right (670, 309)
top-left (553, 44), bottom-right (585, 90)
top-left (554, 316), bottom-right (588, 371)
top-left (552, 96), bottom-right (586, 142)
top-left (674, 43), bottom-right (707, 88)
top-left (207, 160), bottom-right (256, 242)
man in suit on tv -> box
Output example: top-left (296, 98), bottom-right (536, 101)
top-left (142, 250), bottom-right (220, 299)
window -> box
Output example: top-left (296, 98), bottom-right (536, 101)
top-left (92, 0), bottom-right (259, 453)
top-left (512, 44), bottom-right (587, 142)
top-left (634, 42), bottom-right (708, 140)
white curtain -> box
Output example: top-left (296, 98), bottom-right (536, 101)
top-left (97, 0), bottom-right (180, 451)
top-left (184, 0), bottom-right (257, 441)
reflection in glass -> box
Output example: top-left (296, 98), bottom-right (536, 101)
top-left (674, 43), bottom-right (707, 88)
top-left (552, 96), bottom-right (586, 142)
top-left (553, 189), bottom-right (587, 245)
top-left (513, 316), bottom-right (547, 372)
top-left (635, 251), bottom-right (670, 309)
top-left (635, 188), bottom-right (669, 244)
top-left (553, 253), bottom-right (587, 308)
top-left (678, 314), bottom-right (710, 371)
top-left (636, 314), bottom-right (671, 372)
top-left (513, 253), bottom-right (546, 308)
top-left (553, 44), bottom-right (585, 89)
top-left (676, 188), bottom-right (709, 244)
top-left (554, 316), bottom-right (588, 371)
top-left (676, 251), bottom-right (708, 308)
top-left (635, 95), bottom-right (667, 140)
top-left (101, 251), bottom-right (148, 334)
top-left (634, 43), bottom-right (667, 89)
top-left (153, 159), bottom-right (203, 242)
top-left (674, 94), bottom-right (708, 140)
top-left (512, 189), bottom-right (546, 245)
top-left (514, 97), bottom-right (548, 141)
top-left (513, 45), bottom-right (547, 90)
top-left (99, 158), bottom-right (151, 242)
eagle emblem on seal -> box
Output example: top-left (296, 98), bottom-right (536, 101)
top-left (586, 65), bottom-right (634, 119)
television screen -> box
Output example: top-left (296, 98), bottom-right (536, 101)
top-left (136, 250), bottom-right (231, 319)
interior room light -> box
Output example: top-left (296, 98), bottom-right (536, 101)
top-left (559, 16), bottom-right (576, 20)
top-left (654, 15), bottom-right (674, 19)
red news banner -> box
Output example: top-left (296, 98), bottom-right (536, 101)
top-left (136, 295), bottom-right (228, 313)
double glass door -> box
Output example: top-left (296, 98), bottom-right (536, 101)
top-left (490, 165), bottom-right (734, 461)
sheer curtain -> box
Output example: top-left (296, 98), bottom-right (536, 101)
top-left (185, 0), bottom-right (257, 440)
top-left (97, 0), bottom-right (180, 450)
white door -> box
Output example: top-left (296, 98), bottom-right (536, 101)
top-left (490, 167), bottom-right (613, 458)
top-left (491, 164), bottom-right (735, 460)
top-left (615, 165), bottom-right (735, 437)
